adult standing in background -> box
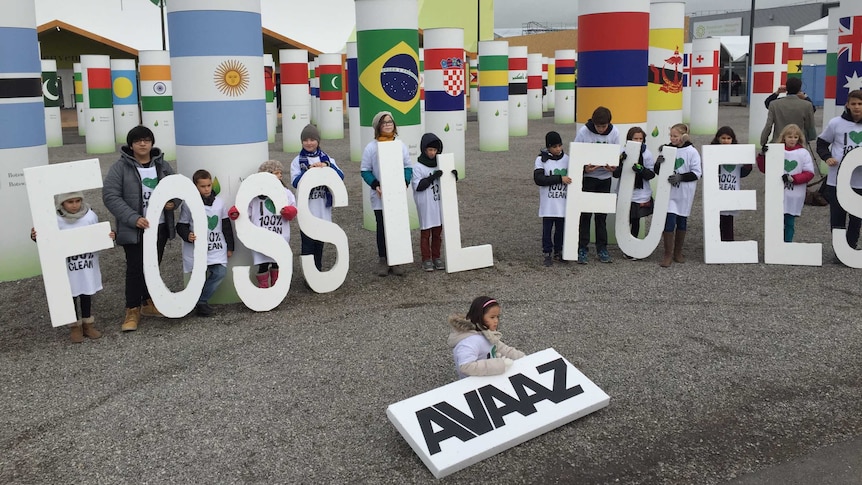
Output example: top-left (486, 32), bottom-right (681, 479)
top-left (759, 77), bottom-right (816, 147)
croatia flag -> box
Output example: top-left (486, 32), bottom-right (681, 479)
top-left (837, 15), bottom-right (862, 105)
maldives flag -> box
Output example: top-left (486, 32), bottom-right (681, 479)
top-left (87, 67), bottom-right (113, 109)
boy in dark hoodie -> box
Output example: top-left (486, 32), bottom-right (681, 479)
top-left (573, 106), bottom-right (619, 264)
top-left (411, 133), bottom-right (456, 271)
top-left (533, 131), bottom-right (571, 266)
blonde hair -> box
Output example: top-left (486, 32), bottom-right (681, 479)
top-left (778, 124), bottom-right (805, 146)
top-left (670, 123), bottom-right (690, 145)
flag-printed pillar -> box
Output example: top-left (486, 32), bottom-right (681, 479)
top-left (690, 38), bottom-right (720, 135)
top-left (419, 47), bottom-right (426, 131)
top-left (73, 63), bottom-right (85, 135)
top-left (167, 0), bottom-right (269, 303)
top-left (0, 1), bottom-right (46, 280)
top-left (80, 55), bottom-right (115, 154)
top-left (317, 53), bottom-right (344, 140)
top-left (541, 57), bottom-right (549, 111)
top-left (478, 40), bottom-right (508, 152)
top-left (527, 53), bottom-right (543, 120)
top-left (356, 0), bottom-right (421, 231)
top-left (748, 26), bottom-right (789, 145)
top-left (577, 0), bottom-right (649, 137)
top-left (424, 28), bottom-right (466, 179)
top-left (138, 50), bottom-right (176, 161)
top-left (468, 58), bottom-right (478, 113)
top-left (646, 1), bottom-right (684, 156)
top-left (346, 42), bottom-right (361, 161)
top-left (309, 60), bottom-right (318, 125)
top-left (824, 6), bottom-right (846, 121)
top-left (111, 58), bottom-right (141, 144)
top-left (41, 59), bottom-right (63, 147)
top-left (547, 57), bottom-right (556, 110)
top-left (554, 50), bottom-right (576, 124)
top-left (279, 48), bottom-right (310, 153)
top-left (682, 43), bottom-right (691, 124)
top-left (508, 46), bottom-right (528, 136)
top-left (264, 53), bottom-right (276, 143)
top-left (836, 11), bottom-right (862, 115)
top-left (787, 35), bottom-right (804, 80)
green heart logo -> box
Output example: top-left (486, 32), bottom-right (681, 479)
top-left (674, 158), bottom-right (684, 170)
top-left (849, 131), bottom-right (862, 144)
top-left (552, 168), bottom-right (568, 176)
top-left (721, 164), bottom-right (735, 172)
top-left (784, 159), bottom-right (798, 172)
top-left (264, 198), bottom-right (276, 214)
top-left (207, 215), bottom-right (218, 230)
top-left (142, 178), bottom-right (158, 189)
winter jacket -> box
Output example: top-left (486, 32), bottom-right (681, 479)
top-left (447, 315), bottom-right (525, 379)
top-left (102, 146), bottom-right (177, 245)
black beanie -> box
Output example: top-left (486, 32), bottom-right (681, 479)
top-left (545, 131), bottom-right (563, 148)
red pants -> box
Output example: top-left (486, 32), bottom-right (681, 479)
top-left (420, 226), bottom-right (443, 260)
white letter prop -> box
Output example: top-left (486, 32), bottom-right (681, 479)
top-left (437, 153), bottom-right (493, 272)
top-left (562, 142), bottom-right (620, 261)
top-left (615, 141), bottom-right (672, 260)
top-left (834, 147), bottom-right (862, 268)
top-left (143, 175), bottom-right (207, 318)
top-left (296, 167), bottom-right (349, 293)
top-left (702, 144), bottom-right (759, 264)
top-left (232, 173), bottom-right (293, 311)
top-left (386, 348), bottom-right (610, 479)
top-left (378, 140), bottom-right (413, 265)
top-left (24, 159), bottom-right (114, 327)
top-left (763, 143), bottom-right (822, 266)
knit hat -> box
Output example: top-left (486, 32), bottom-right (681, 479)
top-left (372, 111), bottom-right (394, 130)
top-left (545, 131), bottom-right (563, 148)
top-left (258, 160), bottom-right (284, 173)
top-left (300, 124), bottom-right (320, 143)
top-left (55, 191), bottom-right (84, 210)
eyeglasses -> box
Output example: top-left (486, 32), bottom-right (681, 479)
top-left (380, 120), bottom-right (394, 126)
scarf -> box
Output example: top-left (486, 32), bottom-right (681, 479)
top-left (298, 148), bottom-right (334, 207)
top-left (377, 133), bottom-right (396, 142)
top-left (539, 148), bottom-right (565, 162)
top-left (57, 202), bottom-right (91, 222)
top-left (417, 153), bottom-right (437, 168)
top-left (633, 143), bottom-right (646, 190)
top-left (201, 193), bottom-right (216, 206)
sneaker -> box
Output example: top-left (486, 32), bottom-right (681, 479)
top-left (598, 249), bottom-right (612, 263)
top-left (433, 258), bottom-right (445, 270)
top-left (553, 253), bottom-right (568, 264)
top-left (577, 248), bottom-right (588, 264)
top-left (195, 302), bottom-right (214, 317)
top-left (422, 260), bottom-right (434, 272)
top-left (543, 253), bottom-right (553, 267)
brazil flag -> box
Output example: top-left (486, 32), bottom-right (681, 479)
top-left (357, 29), bottom-right (420, 126)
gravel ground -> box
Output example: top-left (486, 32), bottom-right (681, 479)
top-left (1, 106), bottom-right (860, 484)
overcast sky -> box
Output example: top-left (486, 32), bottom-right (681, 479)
top-left (493, 0), bottom-right (822, 29)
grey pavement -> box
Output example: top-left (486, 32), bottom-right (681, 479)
top-left (1, 105), bottom-right (860, 484)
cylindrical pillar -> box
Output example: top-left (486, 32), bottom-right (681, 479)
top-left (424, 28), bottom-right (466, 178)
top-left (690, 38), bottom-right (720, 135)
top-left (41, 59), bottom-right (63, 147)
top-left (527, 53), bottom-right (543, 120)
top-left (554, 50), bottom-right (576, 124)
top-left (468, 58), bottom-right (478, 113)
top-left (73, 63), bottom-right (85, 135)
top-left (577, 0), bottom-right (649, 137)
top-left (835, 10), bottom-right (861, 116)
top-left (646, 1), bottom-right (684, 155)
top-left (478, 40), bottom-right (509, 151)
top-left (682, 43), bottom-right (691, 124)
top-left (748, 26), bottom-right (789, 144)
top-left (823, 6), bottom-right (846, 121)
top-left (547, 57), bottom-right (556, 111)
top-left (167, 0), bottom-right (269, 303)
top-left (111, 58), bottom-right (141, 144)
top-left (419, 47), bottom-right (426, 131)
top-left (317, 53), bottom-right (345, 140)
top-left (80, 55), bottom-right (115, 154)
top-left (346, 42), bottom-right (361, 160)
top-left (508, 46), bottom-right (528, 136)
top-left (310, 59), bottom-right (318, 125)
top-left (138, 50), bottom-right (176, 161)
top-left (786, 35), bottom-right (804, 80)
top-left (279, 49), bottom-right (310, 153)
top-left (264, 53), bottom-right (276, 143)
top-left (0, 1), bottom-right (46, 280)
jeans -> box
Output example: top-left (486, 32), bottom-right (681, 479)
top-left (199, 264), bottom-right (227, 304)
top-left (578, 177), bottom-right (611, 251)
top-left (374, 210), bottom-right (386, 258)
top-left (822, 184), bottom-right (862, 248)
top-left (664, 213), bottom-right (688, 232)
top-left (542, 217), bottom-right (565, 254)
top-left (300, 231), bottom-right (324, 270)
top-left (784, 214), bottom-right (796, 243)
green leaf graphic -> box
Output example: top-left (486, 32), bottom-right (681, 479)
top-left (212, 177), bottom-right (221, 196)
top-left (651, 127), bottom-right (659, 137)
top-left (264, 198), bottom-right (276, 214)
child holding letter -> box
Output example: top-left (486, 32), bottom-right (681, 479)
top-left (656, 123), bottom-right (701, 267)
top-left (534, 131), bottom-right (571, 266)
top-left (758, 124), bottom-right (815, 242)
top-left (412, 132), bottom-right (453, 271)
top-left (613, 126), bottom-right (655, 259)
top-left (712, 126), bottom-right (752, 242)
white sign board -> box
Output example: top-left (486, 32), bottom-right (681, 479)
top-left (386, 348), bottom-right (610, 479)
top-left (702, 144), bottom-right (759, 264)
top-left (437, 153), bottom-right (494, 272)
top-left (693, 18), bottom-right (743, 39)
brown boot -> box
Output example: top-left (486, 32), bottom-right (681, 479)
top-left (81, 316), bottom-right (101, 339)
top-left (660, 232), bottom-right (674, 268)
top-left (121, 307), bottom-right (141, 332)
top-left (69, 321), bottom-right (84, 343)
top-left (673, 230), bottom-right (687, 263)
top-left (140, 298), bottom-right (164, 317)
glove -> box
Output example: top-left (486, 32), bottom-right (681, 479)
top-left (632, 163), bottom-right (644, 173)
top-left (782, 173), bottom-right (794, 189)
top-left (432, 170), bottom-right (444, 179)
top-left (228, 206), bottom-right (240, 221)
top-left (668, 173), bottom-right (682, 185)
top-left (451, 169), bottom-right (459, 179)
top-left (761, 144), bottom-right (769, 154)
top-left (281, 205), bottom-right (298, 221)
top-left (502, 357), bottom-right (514, 370)
top-left (619, 152), bottom-right (627, 162)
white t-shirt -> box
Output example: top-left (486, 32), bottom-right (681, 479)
top-left (818, 114), bottom-right (862, 188)
top-left (574, 124), bottom-right (620, 180)
top-left (665, 144), bottom-right (702, 217)
top-left (535, 152), bottom-right (570, 218)
top-left (411, 161), bottom-right (443, 229)
top-left (178, 196), bottom-right (229, 273)
top-left (58, 210), bottom-right (103, 297)
top-left (719, 162), bottom-right (744, 217)
top-left (289, 153), bottom-right (343, 222)
top-left (784, 146), bottom-right (816, 216)
top-left (137, 165), bottom-right (165, 224)
top-left (248, 187), bottom-right (297, 265)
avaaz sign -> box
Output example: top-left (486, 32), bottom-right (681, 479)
top-left (386, 348), bottom-right (610, 478)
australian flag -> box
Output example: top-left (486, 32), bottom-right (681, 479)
top-left (837, 15), bottom-right (862, 105)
